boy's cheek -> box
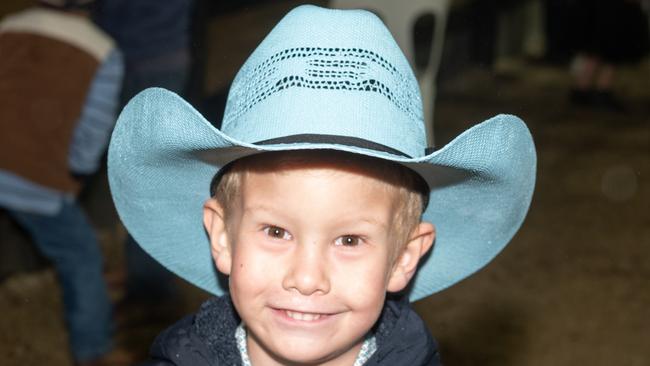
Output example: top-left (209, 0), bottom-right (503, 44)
top-left (229, 247), bottom-right (280, 285)
top-left (328, 260), bottom-right (392, 301)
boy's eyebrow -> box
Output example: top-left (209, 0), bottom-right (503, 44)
top-left (242, 204), bottom-right (290, 220)
top-left (355, 217), bottom-right (388, 230)
top-left (242, 204), bottom-right (277, 215)
top-left (244, 204), bottom-right (387, 230)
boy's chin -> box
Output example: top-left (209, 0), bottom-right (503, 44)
top-left (271, 348), bottom-right (358, 366)
top-left (254, 333), bottom-right (364, 365)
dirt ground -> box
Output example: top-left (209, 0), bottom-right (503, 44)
top-left (1, 2), bottom-right (649, 365)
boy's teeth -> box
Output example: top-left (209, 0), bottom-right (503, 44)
top-left (285, 310), bottom-right (321, 321)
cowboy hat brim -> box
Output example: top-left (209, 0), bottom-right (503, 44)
top-left (108, 87), bottom-right (536, 301)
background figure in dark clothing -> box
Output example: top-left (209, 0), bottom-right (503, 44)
top-left (567, 0), bottom-right (649, 111)
top-left (94, 0), bottom-right (194, 310)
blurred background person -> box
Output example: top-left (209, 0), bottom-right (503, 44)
top-left (0, 0), bottom-right (128, 365)
top-left (567, 0), bottom-right (650, 111)
top-left (94, 0), bottom-right (194, 320)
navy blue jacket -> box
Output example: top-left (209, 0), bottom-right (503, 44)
top-left (142, 295), bottom-right (440, 365)
top-left (94, 0), bottom-right (192, 61)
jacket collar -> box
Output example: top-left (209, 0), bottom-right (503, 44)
top-left (151, 294), bottom-right (439, 366)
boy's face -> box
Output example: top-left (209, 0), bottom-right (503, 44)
top-left (204, 159), bottom-right (434, 365)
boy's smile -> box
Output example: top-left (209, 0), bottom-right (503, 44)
top-left (203, 159), bottom-right (434, 365)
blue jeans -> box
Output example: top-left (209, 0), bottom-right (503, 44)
top-left (9, 201), bottom-right (112, 362)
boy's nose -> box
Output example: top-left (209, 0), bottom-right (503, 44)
top-left (282, 243), bottom-right (330, 296)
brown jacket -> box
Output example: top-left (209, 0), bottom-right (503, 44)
top-left (0, 8), bottom-right (115, 193)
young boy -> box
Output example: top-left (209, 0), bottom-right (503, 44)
top-left (108, 5), bottom-right (536, 365)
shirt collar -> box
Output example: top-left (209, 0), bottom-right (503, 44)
top-left (235, 323), bottom-right (377, 366)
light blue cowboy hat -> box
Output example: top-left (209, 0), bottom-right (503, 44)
top-left (108, 5), bottom-right (536, 301)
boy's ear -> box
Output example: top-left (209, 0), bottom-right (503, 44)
top-left (203, 198), bottom-right (232, 276)
top-left (387, 222), bottom-right (435, 293)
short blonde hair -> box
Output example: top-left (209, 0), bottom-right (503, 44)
top-left (212, 150), bottom-right (427, 261)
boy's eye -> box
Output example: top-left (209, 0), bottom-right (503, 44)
top-left (264, 225), bottom-right (291, 240)
top-left (335, 235), bottom-right (361, 247)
